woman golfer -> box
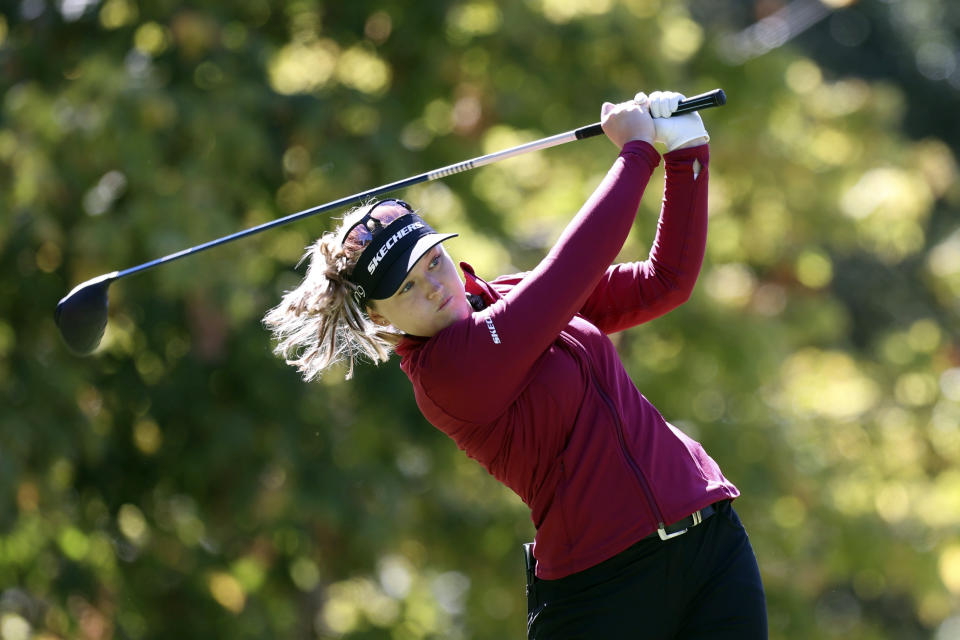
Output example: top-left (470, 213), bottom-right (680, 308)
top-left (265, 91), bottom-right (767, 638)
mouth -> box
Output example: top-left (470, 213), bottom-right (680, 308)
top-left (438, 296), bottom-right (452, 311)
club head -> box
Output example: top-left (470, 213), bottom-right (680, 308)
top-left (55, 272), bottom-right (118, 355)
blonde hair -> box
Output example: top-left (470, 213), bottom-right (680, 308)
top-left (263, 202), bottom-right (407, 381)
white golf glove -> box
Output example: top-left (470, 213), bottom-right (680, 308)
top-left (635, 91), bottom-right (710, 151)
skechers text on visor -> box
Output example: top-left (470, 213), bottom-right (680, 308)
top-left (344, 202), bottom-right (457, 307)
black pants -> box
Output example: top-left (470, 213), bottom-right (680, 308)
top-left (526, 502), bottom-right (767, 639)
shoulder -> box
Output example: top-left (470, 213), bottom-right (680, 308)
top-left (488, 272), bottom-right (528, 297)
top-left (461, 261), bottom-right (528, 300)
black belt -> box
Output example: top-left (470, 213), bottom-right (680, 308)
top-left (524, 501), bottom-right (728, 588)
top-left (647, 502), bottom-right (722, 541)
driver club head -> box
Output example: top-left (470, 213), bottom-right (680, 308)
top-left (55, 272), bottom-right (118, 355)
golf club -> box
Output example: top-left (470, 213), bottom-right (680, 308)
top-left (56, 89), bottom-right (726, 355)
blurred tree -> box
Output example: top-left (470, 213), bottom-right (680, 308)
top-left (0, 0), bottom-right (957, 639)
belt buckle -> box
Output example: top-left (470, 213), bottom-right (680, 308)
top-left (657, 509), bottom-right (703, 541)
top-left (657, 524), bottom-right (688, 541)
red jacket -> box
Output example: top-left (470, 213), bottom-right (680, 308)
top-left (395, 140), bottom-right (739, 580)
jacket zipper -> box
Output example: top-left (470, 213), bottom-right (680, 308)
top-left (556, 332), bottom-right (668, 530)
top-left (591, 376), bottom-right (667, 528)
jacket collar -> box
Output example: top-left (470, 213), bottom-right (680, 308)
top-left (460, 261), bottom-right (502, 305)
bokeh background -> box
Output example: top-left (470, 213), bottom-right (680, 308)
top-left (2, 0), bottom-right (959, 638)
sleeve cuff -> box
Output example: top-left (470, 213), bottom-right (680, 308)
top-left (664, 143), bottom-right (709, 164)
top-left (620, 139), bottom-right (661, 169)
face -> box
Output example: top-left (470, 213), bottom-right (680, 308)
top-left (367, 245), bottom-right (472, 337)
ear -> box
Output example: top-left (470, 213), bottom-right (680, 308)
top-left (366, 305), bottom-right (391, 327)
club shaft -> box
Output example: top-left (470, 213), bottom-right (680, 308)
top-left (116, 174), bottom-right (430, 278)
top-left (116, 89), bottom-right (725, 280)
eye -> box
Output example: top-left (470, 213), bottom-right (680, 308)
top-left (399, 281), bottom-right (414, 294)
top-left (429, 254), bottom-right (441, 268)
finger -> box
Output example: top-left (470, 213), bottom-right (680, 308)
top-left (623, 99), bottom-right (645, 114)
top-left (648, 91), bottom-right (666, 118)
top-left (668, 93), bottom-right (681, 114)
top-left (633, 91), bottom-right (649, 105)
top-left (601, 101), bottom-right (615, 118)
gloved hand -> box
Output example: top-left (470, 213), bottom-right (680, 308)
top-left (635, 91), bottom-right (710, 152)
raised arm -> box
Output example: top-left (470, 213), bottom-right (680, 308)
top-left (579, 142), bottom-right (710, 333)
top-left (578, 92), bottom-right (711, 332)
top-left (411, 101), bottom-right (660, 420)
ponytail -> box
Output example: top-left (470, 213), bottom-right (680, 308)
top-left (263, 204), bottom-right (405, 380)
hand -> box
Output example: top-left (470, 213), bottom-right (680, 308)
top-left (600, 100), bottom-right (654, 149)
top-left (635, 91), bottom-right (710, 152)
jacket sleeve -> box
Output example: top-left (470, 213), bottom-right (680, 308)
top-left (410, 141), bottom-right (660, 423)
top-left (578, 144), bottom-right (709, 334)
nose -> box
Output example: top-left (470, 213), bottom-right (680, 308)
top-left (425, 275), bottom-right (443, 299)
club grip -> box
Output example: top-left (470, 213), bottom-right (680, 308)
top-left (675, 88), bottom-right (726, 114)
top-left (574, 88), bottom-right (726, 140)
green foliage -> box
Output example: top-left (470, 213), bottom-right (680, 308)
top-left (1, 1), bottom-right (958, 638)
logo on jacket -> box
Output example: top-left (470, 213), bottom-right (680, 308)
top-left (484, 317), bottom-right (501, 344)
